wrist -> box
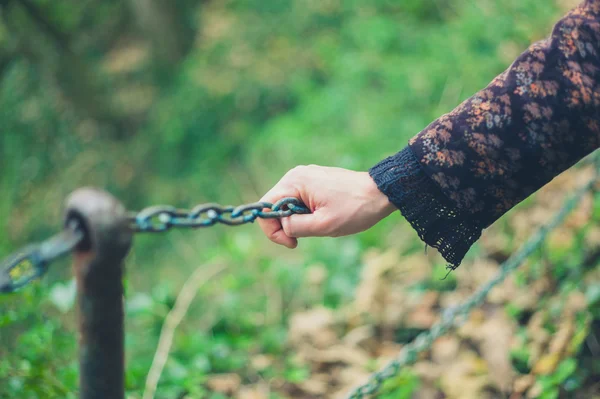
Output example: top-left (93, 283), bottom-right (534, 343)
top-left (362, 172), bottom-right (397, 218)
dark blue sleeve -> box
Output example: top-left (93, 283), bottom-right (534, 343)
top-left (370, 0), bottom-right (600, 269)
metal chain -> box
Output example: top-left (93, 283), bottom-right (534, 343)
top-left (0, 198), bottom-right (309, 293)
top-left (0, 220), bottom-right (83, 294)
top-left (129, 197), bottom-right (309, 232)
top-left (345, 169), bottom-right (598, 398)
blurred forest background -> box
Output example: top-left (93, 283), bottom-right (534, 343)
top-left (1, 0), bottom-right (599, 398)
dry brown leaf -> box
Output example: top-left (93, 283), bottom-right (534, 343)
top-left (487, 273), bottom-right (519, 304)
top-left (511, 276), bottom-right (551, 311)
top-left (456, 308), bottom-right (515, 391)
top-left (354, 249), bottom-right (400, 317)
top-left (342, 325), bottom-right (375, 349)
top-left (548, 317), bottom-right (575, 355)
top-left (413, 360), bottom-right (442, 382)
top-left (400, 252), bottom-right (433, 281)
top-left (288, 307), bottom-right (337, 348)
top-left (457, 308), bottom-right (486, 339)
top-left (237, 384), bottom-right (270, 399)
top-left (439, 351), bottom-right (491, 399)
top-left (405, 291), bottom-right (439, 329)
top-left (431, 336), bottom-right (461, 365)
top-left (206, 373), bottom-right (242, 394)
top-left (332, 368), bottom-right (373, 399)
top-left (438, 289), bottom-right (472, 309)
top-left (457, 260), bottom-right (499, 290)
top-left (565, 291), bottom-right (588, 313)
top-left (405, 308), bottom-right (437, 329)
top-left (297, 374), bottom-right (329, 396)
top-left (527, 381), bottom-right (544, 399)
top-left (513, 374), bottom-right (535, 394)
top-left (375, 341), bottom-right (403, 364)
top-left (251, 354), bottom-right (273, 371)
top-left (354, 249), bottom-right (432, 324)
top-left (478, 311), bottom-right (516, 391)
top-left (412, 385), bottom-right (444, 399)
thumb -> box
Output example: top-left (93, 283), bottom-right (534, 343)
top-left (281, 209), bottom-right (331, 238)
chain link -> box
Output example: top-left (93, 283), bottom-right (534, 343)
top-left (0, 198), bottom-right (309, 293)
top-left (129, 197), bottom-right (309, 232)
top-left (0, 220), bottom-right (83, 293)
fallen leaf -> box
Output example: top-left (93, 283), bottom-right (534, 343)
top-left (298, 374), bottom-right (328, 396)
top-left (478, 311), bottom-right (516, 391)
top-left (342, 325), bottom-right (375, 349)
top-left (251, 354), bottom-right (273, 371)
top-left (439, 351), bottom-right (492, 399)
top-left (289, 307), bottom-right (337, 348)
top-left (513, 374), bottom-right (535, 394)
top-left (431, 336), bottom-right (460, 365)
top-left (206, 373), bottom-right (241, 394)
top-left (237, 384), bottom-right (270, 399)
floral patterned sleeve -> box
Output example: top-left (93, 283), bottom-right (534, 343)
top-left (369, 0), bottom-right (600, 269)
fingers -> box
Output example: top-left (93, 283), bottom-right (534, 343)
top-left (262, 223), bottom-right (298, 248)
top-left (257, 184), bottom-right (301, 248)
top-left (281, 211), bottom-right (330, 238)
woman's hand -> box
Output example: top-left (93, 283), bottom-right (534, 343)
top-left (257, 165), bottom-right (397, 248)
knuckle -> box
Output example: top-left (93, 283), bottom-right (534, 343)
top-left (281, 219), bottom-right (294, 237)
top-left (282, 226), bottom-right (292, 238)
top-left (287, 165), bottom-right (306, 177)
top-left (283, 165), bottom-right (308, 185)
top-left (268, 230), bottom-right (281, 243)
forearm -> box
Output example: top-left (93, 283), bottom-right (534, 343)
top-left (370, 0), bottom-right (600, 268)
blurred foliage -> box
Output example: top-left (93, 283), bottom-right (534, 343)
top-left (0, 0), bottom-right (599, 398)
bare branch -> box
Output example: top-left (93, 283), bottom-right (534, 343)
top-left (143, 263), bottom-right (227, 399)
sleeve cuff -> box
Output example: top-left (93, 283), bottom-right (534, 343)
top-left (368, 146), bottom-right (483, 269)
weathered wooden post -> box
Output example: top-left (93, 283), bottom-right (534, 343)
top-left (65, 188), bottom-right (132, 399)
